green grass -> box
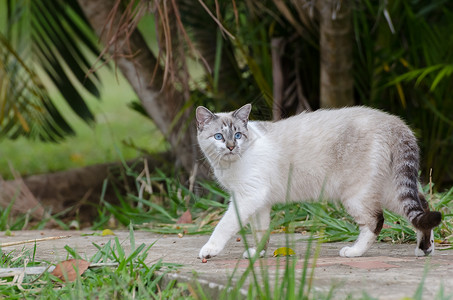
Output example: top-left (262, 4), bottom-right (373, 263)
top-left (0, 227), bottom-right (188, 299)
top-left (0, 68), bottom-right (165, 180)
top-left (92, 166), bottom-right (229, 234)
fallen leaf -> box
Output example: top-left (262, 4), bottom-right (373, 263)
top-left (51, 259), bottom-right (90, 282)
top-left (101, 229), bottom-right (115, 236)
top-left (273, 247), bottom-right (296, 257)
top-left (177, 210), bottom-right (192, 224)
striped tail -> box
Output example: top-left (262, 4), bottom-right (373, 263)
top-left (412, 193), bottom-right (442, 230)
top-left (393, 133), bottom-right (441, 231)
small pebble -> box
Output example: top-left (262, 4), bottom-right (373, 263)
top-left (236, 237), bottom-right (241, 242)
top-left (178, 233), bottom-right (183, 238)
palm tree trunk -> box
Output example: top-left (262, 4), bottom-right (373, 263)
top-left (317, 0), bottom-right (354, 108)
top-left (77, 0), bottom-right (199, 175)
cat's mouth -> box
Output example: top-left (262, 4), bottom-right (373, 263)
top-left (222, 152), bottom-right (238, 160)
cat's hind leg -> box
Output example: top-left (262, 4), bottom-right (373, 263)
top-left (340, 210), bottom-right (384, 258)
top-left (243, 206), bottom-right (271, 259)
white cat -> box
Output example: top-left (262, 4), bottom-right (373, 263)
top-left (195, 104), bottom-right (441, 259)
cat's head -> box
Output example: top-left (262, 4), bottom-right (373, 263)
top-left (196, 104), bottom-right (252, 164)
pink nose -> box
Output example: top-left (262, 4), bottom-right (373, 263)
top-left (227, 146), bottom-right (235, 151)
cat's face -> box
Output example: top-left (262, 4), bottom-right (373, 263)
top-left (196, 104), bottom-right (252, 165)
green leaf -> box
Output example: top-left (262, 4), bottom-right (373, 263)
top-left (1, 0), bottom-right (104, 141)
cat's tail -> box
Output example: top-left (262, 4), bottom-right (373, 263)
top-left (393, 132), bottom-right (442, 231)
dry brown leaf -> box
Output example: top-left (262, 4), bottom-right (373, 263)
top-left (51, 259), bottom-right (90, 282)
top-left (177, 210), bottom-right (192, 224)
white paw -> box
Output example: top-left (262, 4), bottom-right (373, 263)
top-left (339, 246), bottom-right (364, 258)
top-left (199, 242), bottom-right (223, 259)
top-left (415, 246), bottom-right (434, 257)
top-left (242, 248), bottom-right (266, 259)
top-left (415, 248), bottom-right (426, 257)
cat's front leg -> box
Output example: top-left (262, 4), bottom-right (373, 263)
top-left (199, 187), bottom-right (269, 259)
top-left (199, 203), bottom-right (248, 259)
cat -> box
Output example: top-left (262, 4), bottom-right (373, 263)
top-left (195, 103), bottom-right (442, 259)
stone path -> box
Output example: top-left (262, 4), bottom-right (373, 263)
top-left (1, 230), bottom-right (452, 299)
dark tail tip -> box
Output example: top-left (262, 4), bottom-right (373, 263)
top-left (413, 211), bottom-right (442, 230)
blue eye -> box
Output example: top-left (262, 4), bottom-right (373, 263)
top-left (214, 133), bottom-right (223, 140)
top-left (234, 132), bottom-right (242, 139)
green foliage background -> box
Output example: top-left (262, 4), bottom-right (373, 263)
top-left (0, 0), bottom-right (452, 186)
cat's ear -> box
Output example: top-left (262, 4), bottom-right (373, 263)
top-left (196, 106), bottom-right (216, 130)
top-left (233, 104), bottom-right (252, 125)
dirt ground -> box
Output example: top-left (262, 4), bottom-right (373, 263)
top-left (1, 230), bottom-right (452, 299)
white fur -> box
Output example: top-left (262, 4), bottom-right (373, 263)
top-left (339, 227), bottom-right (376, 257)
top-left (196, 106), bottom-right (434, 259)
top-left (242, 248), bottom-right (266, 259)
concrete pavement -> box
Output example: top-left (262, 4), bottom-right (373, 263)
top-left (1, 230), bottom-right (452, 299)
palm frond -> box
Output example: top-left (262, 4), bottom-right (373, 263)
top-left (0, 0), bottom-right (103, 141)
top-left (30, 0), bottom-right (101, 121)
top-left (0, 33), bottom-right (72, 141)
